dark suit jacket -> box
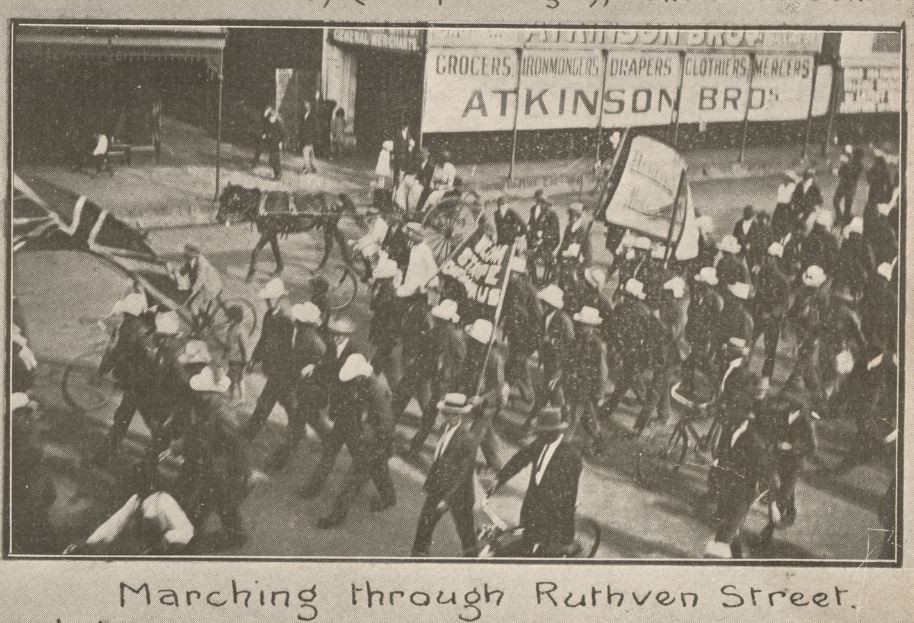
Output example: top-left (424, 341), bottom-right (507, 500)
top-left (527, 205), bottom-right (561, 252)
top-left (494, 207), bottom-right (527, 245)
top-left (293, 324), bottom-right (327, 401)
top-left (732, 218), bottom-right (756, 250)
top-left (497, 438), bottom-right (582, 548)
top-left (322, 340), bottom-right (358, 421)
top-left (417, 159), bottom-right (435, 188)
top-left (540, 309), bottom-right (575, 379)
top-left (298, 113), bottom-right (317, 147)
top-left (423, 424), bottom-right (476, 502)
top-left (252, 309), bottom-right (296, 382)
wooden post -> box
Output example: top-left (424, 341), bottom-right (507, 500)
top-left (214, 51), bottom-right (224, 202)
top-left (595, 49), bottom-right (609, 163)
top-left (418, 51), bottom-right (430, 151)
top-left (671, 50), bottom-right (686, 149)
top-left (738, 52), bottom-right (757, 165)
top-left (802, 53), bottom-right (821, 161)
top-left (508, 47), bottom-right (523, 181)
top-left (822, 63), bottom-right (840, 157)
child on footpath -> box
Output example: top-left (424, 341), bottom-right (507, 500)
top-left (225, 306), bottom-right (248, 404)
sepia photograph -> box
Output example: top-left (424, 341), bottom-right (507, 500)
top-left (8, 24), bottom-right (902, 564)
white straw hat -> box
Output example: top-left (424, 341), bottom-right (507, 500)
top-left (292, 302), bottom-right (322, 325)
top-left (727, 282), bottom-right (752, 300)
top-left (573, 306), bottom-right (602, 326)
top-left (189, 367), bottom-right (230, 393)
top-left (155, 311), bottom-right (180, 336)
top-left (258, 277), bottom-right (288, 300)
top-left (178, 340), bottom-right (212, 365)
top-left (339, 353), bottom-right (374, 382)
top-left (694, 266), bottom-right (719, 286)
top-left (465, 318), bottom-right (494, 344)
top-left (537, 284), bottom-right (564, 310)
top-left (624, 278), bottom-right (646, 300)
top-left (802, 265), bottom-right (827, 288)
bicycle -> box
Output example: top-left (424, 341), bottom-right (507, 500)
top-left (475, 502), bottom-right (601, 558)
top-left (634, 380), bottom-right (720, 489)
top-left (61, 316), bottom-right (120, 413)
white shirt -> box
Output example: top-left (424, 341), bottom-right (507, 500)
top-left (434, 423), bottom-right (460, 462)
top-left (354, 216), bottom-right (389, 254)
top-left (544, 310), bottom-right (556, 334)
top-left (335, 338), bottom-right (349, 359)
top-left (730, 420), bottom-right (750, 448)
top-left (718, 358), bottom-right (743, 394)
top-left (86, 493), bottom-right (194, 548)
top-left (776, 182), bottom-right (796, 205)
top-left (93, 134), bottom-right (109, 156)
top-left (741, 219), bottom-right (752, 236)
top-left (402, 241), bottom-right (439, 295)
top-left (534, 434), bottom-right (564, 485)
top-left (788, 409), bottom-right (802, 426)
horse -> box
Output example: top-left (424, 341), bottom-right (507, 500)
top-left (216, 184), bottom-right (361, 282)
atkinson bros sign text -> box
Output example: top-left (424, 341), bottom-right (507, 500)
top-left (422, 47), bottom-right (831, 133)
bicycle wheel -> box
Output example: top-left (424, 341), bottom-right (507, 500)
top-left (572, 517), bottom-right (602, 558)
top-left (635, 424), bottom-right (689, 488)
top-left (327, 265), bottom-right (359, 312)
top-left (422, 197), bottom-right (478, 265)
top-left (61, 348), bottom-right (117, 413)
top-left (701, 414), bottom-right (724, 458)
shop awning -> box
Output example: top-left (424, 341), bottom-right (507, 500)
top-left (14, 25), bottom-right (228, 76)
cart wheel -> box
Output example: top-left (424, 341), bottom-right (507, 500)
top-left (422, 196), bottom-right (478, 265)
top-left (62, 348), bottom-right (117, 413)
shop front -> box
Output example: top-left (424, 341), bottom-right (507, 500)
top-left (323, 28), bottom-right (425, 155)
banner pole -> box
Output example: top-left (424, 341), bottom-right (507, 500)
top-left (508, 47), bottom-right (523, 181)
top-left (738, 52), bottom-right (756, 165)
top-left (595, 49), bottom-right (609, 164)
top-left (670, 51), bottom-right (686, 149)
top-left (598, 126), bottom-right (630, 219)
top-left (475, 240), bottom-right (517, 397)
top-left (822, 63), bottom-right (840, 158)
top-left (662, 169), bottom-right (686, 271)
top-left (802, 53), bottom-right (821, 161)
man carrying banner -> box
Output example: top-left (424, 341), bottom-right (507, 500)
top-left (502, 256), bottom-right (542, 406)
top-left (459, 318), bottom-right (506, 474)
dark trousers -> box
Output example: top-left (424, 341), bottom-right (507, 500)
top-left (680, 337), bottom-right (711, 394)
top-left (394, 364), bottom-right (431, 426)
top-left (527, 246), bottom-right (556, 287)
top-left (416, 185), bottom-right (433, 214)
top-left (186, 476), bottom-right (246, 540)
top-left (329, 439), bottom-right (396, 519)
top-left (833, 183), bottom-right (856, 226)
top-left (269, 147), bottom-right (282, 179)
top-left (600, 363), bottom-right (644, 421)
top-left (753, 316), bottom-right (782, 379)
top-left (569, 394), bottom-right (602, 444)
top-left (304, 420), bottom-right (361, 492)
top-left (713, 485), bottom-right (755, 554)
top-left (411, 487), bottom-right (476, 556)
top-left (108, 390), bottom-right (165, 457)
top-left (284, 389), bottom-right (329, 446)
top-left (246, 376), bottom-right (297, 439)
top-left (505, 345), bottom-right (533, 399)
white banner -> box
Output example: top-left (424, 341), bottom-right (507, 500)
top-left (423, 48), bottom-right (824, 133)
top-left (603, 135), bottom-right (698, 260)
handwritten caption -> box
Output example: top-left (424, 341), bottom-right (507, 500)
top-left (54, 579), bottom-right (856, 621)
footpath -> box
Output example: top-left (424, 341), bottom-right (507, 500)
top-left (17, 117), bottom-right (843, 229)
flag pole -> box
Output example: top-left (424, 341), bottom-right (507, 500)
top-left (475, 240), bottom-right (517, 397)
top-left (662, 168), bottom-right (686, 271)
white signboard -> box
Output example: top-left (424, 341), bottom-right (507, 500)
top-left (678, 53), bottom-right (752, 124)
top-left (423, 48), bottom-right (824, 133)
top-left (600, 50), bottom-right (682, 128)
top-left (840, 65), bottom-right (901, 113)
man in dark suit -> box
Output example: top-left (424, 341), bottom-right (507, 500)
top-left (317, 354), bottom-right (396, 528)
top-left (526, 190), bottom-right (561, 286)
top-left (527, 284), bottom-right (575, 425)
top-left (392, 122), bottom-right (414, 186)
top-left (732, 205), bottom-right (756, 252)
top-left (244, 278), bottom-right (297, 442)
top-left (411, 393), bottom-right (481, 556)
top-left (300, 316), bottom-right (359, 498)
top-left (265, 302), bottom-right (328, 471)
top-left (415, 149), bottom-right (437, 213)
top-left (487, 407), bottom-right (582, 557)
top-left (493, 196), bottom-right (527, 246)
top-left (790, 167), bottom-right (824, 224)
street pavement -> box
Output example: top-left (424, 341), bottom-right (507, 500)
top-left (12, 149), bottom-right (893, 559)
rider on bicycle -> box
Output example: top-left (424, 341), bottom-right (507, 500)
top-left (174, 241), bottom-right (224, 329)
top-left (485, 407), bottom-right (582, 557)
